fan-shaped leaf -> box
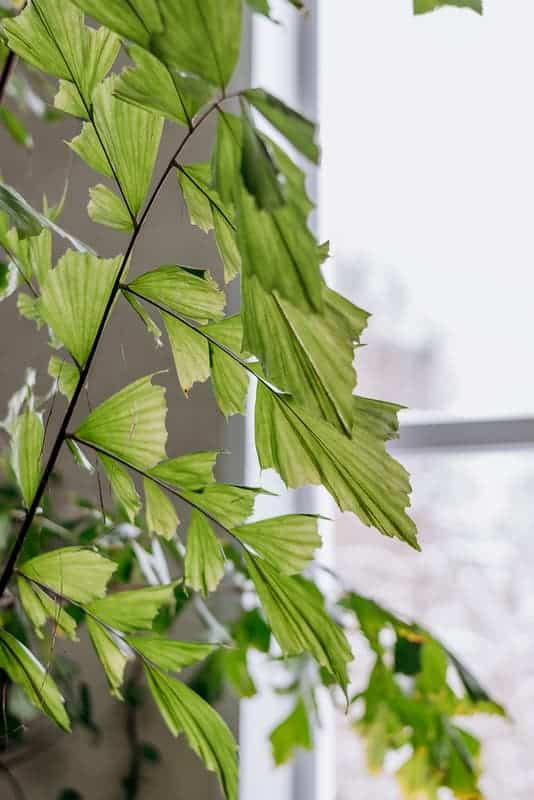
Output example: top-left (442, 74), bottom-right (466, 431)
top-left (129, 266), bottom-right (225, 323)
top-left (0, 629), bottom-right (70, 731)
top-left (40, 250), bottom-right (122, 366)
top-left (4, 0), bottom-right (119, 109)
top-left (233, 515), bottom-right (321, 575)
top-left (75, 375), bottom-right (167, 470)
top-left (181, 484), bottom-right (260, 530)
top-left (162, 311), bottom-right (210, 395)
top-left (244, 89), bottom-right (319, 164)
top-left (241, 102), bottom-right (284, 211)
top-left (19, 547), bottom-right (117, 604)
top-left (88, 584), bottom-right (176, 633)
top-left (11, 408), bottom-right (43, 508)
top-left (100, 454), bottom-right (141, 523)
top-left (185, 510), bottom-right (225, 597)
top-left (145, 666), bottom-right (237, 800)
top-left (88, 184), bottom-right (133, 231)
top-left (17, 577), bottom-right (78, 641)
top-left (69, 76), bottom-right (163, 219)
top-left (69, 0), bottom-right (163, 48)
top-left (414, 0), bottom-right (482, 13)
top-left (246, 554), bottom-right (352, 693)
top-left (270, 698), bottom-right (312, 766)
top-left (86, 617), bottom-right (128, 699)
top-left (48, 357), bottom-right (79, 402)
top-left (205, 315), bottom-right (249, 417)
top-left (127, 637), bottom-right (217, 672)
top-left (255, 387), bottom-right (418, 549)
top-left (144, 479), bottom-right (180, 540)
top-left (149, 452), bottom-right (218, 490)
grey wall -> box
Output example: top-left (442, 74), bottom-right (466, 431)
top-left (0, 72), bottom-right (243, 798)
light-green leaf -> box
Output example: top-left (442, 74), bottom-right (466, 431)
top-left (244, 89), bottom-right (319, 164)
top-left (69, 76), bottom-right (163, 220)
top-left (240, 102), bottom-right (284, 211)
top-left (88, 584), bottom-right (176, 633)
top-left (270, 699), bottom-right (313, 766)
top-left (126, 637), bottom-right (217, 672)
top-left (75, 375), bottom-right (168, 470)
top-left (19, 547), bottom-right (117, 604)
top-left (246, 554), bottom-right (352, 693)
top-left (162, 311), bottom-right (210, 395)
top-left (185, 509), bottom-right (225, 597)
top-left (144, 479), bottom-right (179, 539)
top-left (86, 617), bottom-right (128, 699)
top-left (100, 454), bottom-right (141, 523)
top-left (148, 452), bottom-right (218, 491)
top-left (233, 515), bottom-right (321, 575)
top-left (69, 0), bottom-right (164, 48)
top-left (145, 666), bottom-right (237, 800)
top-left (17, 577), bottom-right (78, 641)
top-left (181, 484), bottom-right (260, 530)
top-left (414, 0), bottom-right (482, 13)
top-left (0, 629), bottom-right (70, 731)
top-left (115, 45), bottom-right (212, 128)
top-left (2, 226), bottom-right (51, 286)
top-left (205, 315), bottom-right (249, 417)
top-left (11, 408), bottom-right (43, 508)
top-left (40, 250), bottom-right (122, 366)
top-left (255, 388), bottom-right (419, 549)
top-left (88, 184), bottom-right (133, 232)
top-left (128, 266), bottom-right (225, 323)
top-left (4, 0), bottom-right (119, 109)
top-left (48, 357), bottom-right (79, 402)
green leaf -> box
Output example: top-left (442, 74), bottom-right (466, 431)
top-left (212, 112), bottom-right (241, 206)
top-left (144, 479), bottom-right (179, 539)
top-left (237, 183), bottom-right (323, 313)
top-left (86, 616), bottom-right (128, 699)
top-left (270, 699), bottom-right (312, 766)
top-left (150, 0), bottom-right (242, 90)
top-left (4, 0), bottom-right (119, 109)
top-left (339, 592), bottom-right (395, 655)
top-left (243, 277), bottom-right (367, 433)
top-left (246, 554), bottom-right (352, 693)
top-left (185, 509), bottom-right (225, 597)
top-left (162, 311), bottom-right (210, 395)
top-left (48, 357), bottom-right (79, 402)
top-left (88, 584), bottom-right (176, 633)
top-left (145, 666), bottom-right (237, 800)
top-left (0, 182), bottom-right (90, 251)
top-left (17, 293), bottom-right (43, 327)
top-left (255, 387), bottom-right (419, 548)
top-left (114, 45), bottom-right (212, 128)
top-left (244, 89), bottom-right (319, 164)
top-left (205, 315), bottom-right (249, 417)
top-left (87, 184), bottom-right (133, 232)
top-left (19, 547), bottom-right (117, 603)
top-left (128, 265), bottom-right (225, 323)
top-left (418, 641), bottom-right (448, 694)
top-left (10, 408), bottom-right (43, 508)
top-left (2, 225), bottom-right (52, 286)
top-left (0, 260), bottom-right (17, 301)
top-left (100, 454), bottom-right (141, 523)
top-left (69, 0), bottom-right (163, 47)
top-left (0, 106), bottom-right (32, 148)
top-left (0, 629), bottom-right (70, 730)
top-left (233, 515), bottom-right (321, 575)
top-left (69, 76), bottom-right (163, 220)
top-left (54, 80), bottom-right (88, 119)
top-left (149, 452), bottom-right (218, 491)
top-left (177, 164), bottom-right (240, 283)
top-left (17, 577), bottom-right (78, 641)
top-left (39, 250), bottom-right (122, 366)
top-left (181, 484), bottom-right (260, 530)
top-left (414, 0), bottom-right (482, 13)
top-left (240, 102), bottom-right (284, 210)
top-left (66, 438), bottom-right (95, 475)
top-left (245, 0), bottom-right (271, 16)
top-left (75, 375), bottom-right (168, 470)
top-left (126, 637), bottom-right (217, 671)
top-left (123, 291), bottom-right (163, 346)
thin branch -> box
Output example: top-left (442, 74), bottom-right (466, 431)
top-left (0, 51), bottom-right (16, 106)
top-left (0, 95), bottom-right (233, 599)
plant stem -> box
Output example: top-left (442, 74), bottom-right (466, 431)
top-left (0, 51), bottom-right (15, 105)
top-left (122, 663), bottom-right (143, 800)
top-left (0, 96), bottom-right (233, 600)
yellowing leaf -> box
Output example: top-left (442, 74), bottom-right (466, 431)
top-left (246, 554), bottom-right (352, 693)
top-left (145, 666), bottom-right (238, 800)
top-left (75, 375), bottom-right (167, 470)
top-left (144, 479), bottom-right (179, 539)
top-left (11, 408), bottom-right (43, 509)
top-left (0, 629), bottom-right (70, 731)
top-left (233, 515), bottom-right (321, 575)
top-left (19, 547), bottom-right (117, 604)
top-left (255, 387), bottom-right (419, 549)
top-left (129, 265), bottom-right (225, 323)
top-left (40, 250), bottom-right (122, 366)
top-left (100, 454), bottom-right (141, 523)
top-left (185, 510), bottom-right (225, 597)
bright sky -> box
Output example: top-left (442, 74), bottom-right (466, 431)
top-left (319, 0), bottom-right (534, 416)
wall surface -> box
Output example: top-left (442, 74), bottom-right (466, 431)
top-left (0, 71), bottom-right (241, 799)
